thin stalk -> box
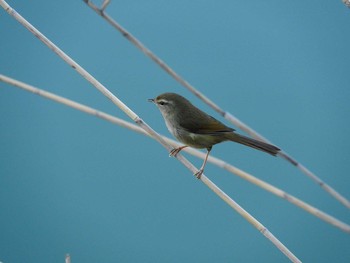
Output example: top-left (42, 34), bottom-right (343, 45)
top-left (1, 74), bottom-right (349, 234)
top-left (0, 2), bottom-right (301, 262)
top-left (82, 0), bottom-right (350, 209)
top-left (101, 0), bottom-right (110, 11)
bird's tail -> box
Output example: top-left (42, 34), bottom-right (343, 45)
top-left (228, 133), bottom-right (280, 156)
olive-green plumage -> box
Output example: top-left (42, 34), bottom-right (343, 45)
top-left (149, 92), bottom-right (280, 177)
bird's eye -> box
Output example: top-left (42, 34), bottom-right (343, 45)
top-left (158, 100), bottom-right (167, 105)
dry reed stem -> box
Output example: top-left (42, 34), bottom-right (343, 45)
top-left (1, 74), bottom-right (349, 235)
top-left (0, 2), bottom-right (302, 262)
top-left (82, 0), bottom-right (350, 210)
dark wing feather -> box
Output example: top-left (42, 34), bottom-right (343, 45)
top-left (178, 106), bottom-right (235, 134)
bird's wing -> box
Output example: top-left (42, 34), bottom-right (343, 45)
top-left (179, 110), bottom-right (235, 135)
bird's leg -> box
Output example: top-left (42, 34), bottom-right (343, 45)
top-left (169, 145), bottom-right (188, 157)
top-left (194, 147), bottom-right (212, 179)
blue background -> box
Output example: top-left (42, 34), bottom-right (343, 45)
top-left (1, 1), bottom-right (350, 262)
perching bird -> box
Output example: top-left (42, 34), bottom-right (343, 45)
top-left (149, 93), bottom-right (280, 178)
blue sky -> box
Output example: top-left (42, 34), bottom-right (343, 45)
top-left (1, 1), bottom-right (350, 262)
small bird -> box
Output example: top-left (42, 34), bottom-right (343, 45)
top-left (149, 92), bottom-right (280, 178)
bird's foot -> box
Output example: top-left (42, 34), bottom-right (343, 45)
top-left (169, 148), bottom-right (181, 157)
top-left (169, 146), bottom-right (187, 157)
top-left (194, 169), bottom-right (204, 179)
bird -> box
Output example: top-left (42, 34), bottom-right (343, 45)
top-left (149, 92), bottom-right (280, 178)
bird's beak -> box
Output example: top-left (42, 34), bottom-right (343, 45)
top-left (148, 98), bottom-right (155, 103)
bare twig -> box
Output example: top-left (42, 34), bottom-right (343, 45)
top-left (1, 74), bottom-right (349, 234)
top-left (101, 0), bottom-right (110, 12)
top-left (0, 1), bottom-right (302, 262)
top-left (82, 0), bottom-right (350, 210)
